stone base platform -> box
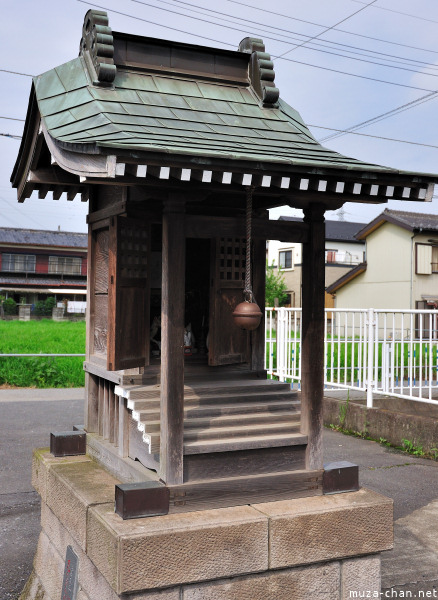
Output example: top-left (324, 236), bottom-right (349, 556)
top-left (21, 448), bottom-right (393, 600)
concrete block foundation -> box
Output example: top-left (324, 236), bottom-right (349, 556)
top-left (21, 449), bottom-right (393, 600)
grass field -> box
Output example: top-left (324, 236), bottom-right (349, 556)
top-left (0, 320), bottom-right (86, 388)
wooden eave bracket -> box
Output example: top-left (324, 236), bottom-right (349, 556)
top-left (16, 122), bottom-right (91, 203)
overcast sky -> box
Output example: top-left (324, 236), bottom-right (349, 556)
top-left (2, 0), bottom-right (438, 232)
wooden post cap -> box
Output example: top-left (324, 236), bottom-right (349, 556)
top-left (115, 481), bottom-right (170, 519)
top-left (323, 461), bottom-right (359, 495)
top-left (50, 431), bottom-right (86, 457)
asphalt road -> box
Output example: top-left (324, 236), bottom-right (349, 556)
top-left (0, 389), bottom-right (84, 600)
top-left (1, 388), bottom-right (438, 598)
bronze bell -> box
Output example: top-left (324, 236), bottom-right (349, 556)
top-left (232, 301), bottom-right (262, 330)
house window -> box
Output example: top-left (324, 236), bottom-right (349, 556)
top-left (279, 249), bottom-right (293, 269)
top-left (2, 253), bottom-right (36, 273)
top-left (416, 243), bottom-right (438, 275)
top-left (284, 292), bottom-right (295, 308)
top-left (49, 256), bottom-right (82, 275)
top-left (432, 246), bottom-right (438, 273)
top-left (326, 250), bottom-right (337, 263)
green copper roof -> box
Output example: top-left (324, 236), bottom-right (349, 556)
top-left (34, 54), bottom-right (405, 174)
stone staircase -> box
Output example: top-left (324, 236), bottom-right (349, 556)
top-left (115, 375), bottom-right (305, 456)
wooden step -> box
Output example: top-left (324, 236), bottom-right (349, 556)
top-left (144, 428), bottom-right (306, 455)
top-left (133, 398), bottom-right (300, 422)
top-left (184, 421), bottom-right (300, 442)
top-left (117, 379), bottom-right (292, 401)
top-left (184, 432), bottom-right (308, 455)
top-left (128, 390), bottom-right (297, 412)
top-left (138, 410), bottom-right (300, 434)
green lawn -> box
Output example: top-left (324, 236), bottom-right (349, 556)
top-left (0, 320), bottom-right (86, 388)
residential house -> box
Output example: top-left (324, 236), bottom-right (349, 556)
top-left (327, 209), bottom-right (438, 312)
top-left (0, 227), bottom-right (87, 309)
top-left (267, 217), bottom-right (365, 307)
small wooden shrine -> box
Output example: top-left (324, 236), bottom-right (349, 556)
top-left (12, 10), bottom-right (438, 513)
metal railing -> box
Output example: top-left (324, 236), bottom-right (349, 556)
top-left (265, 307), bottom-right (438, 407)
top-left (0, 353), bottom-right (85, 357)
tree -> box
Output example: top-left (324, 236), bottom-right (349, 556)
top-left (265, 262), bottom-right (288, 307)
top-left (3, 298), bottom-right (17, 316)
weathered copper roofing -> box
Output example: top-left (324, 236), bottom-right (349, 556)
top-left (34, 55), bottom-right (384, 171)
top-left (31, 45), bottom-right (424, 174)
top-left (11, 10), bottom-right (438, 205)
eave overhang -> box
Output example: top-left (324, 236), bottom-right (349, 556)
top-left (11, 9), bottom-right (438, 208)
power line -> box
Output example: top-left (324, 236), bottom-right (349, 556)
top-left (0, 116), bottom-right (25, 122)
top-left (276, 0), bottom-right (378, 58)
top-left (160, 0), bottom-right (438, 72)
top-left (276, 54), bottom-right (436, 93)
top-left (0, 133), bottom-right (22, 140)
top-left (76, 0), bottom-right (236, 48)
top-left (348, 0), bottom-right (438, 26)
top-left (0, 68), bottom-right (34, 77)
top-left (220, 0), bottom-right (438, 56)
top-left (129, 0), bottom-right (438, 78)
top-left (78, 1), bottom-right (438, 92)
top-left (309, 123), bottom-right (438, 150)
top-left (318, 91), bottom-right (438, 143)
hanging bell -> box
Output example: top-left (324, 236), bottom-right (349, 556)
top-left (232, 300), bottom-right (262, 331)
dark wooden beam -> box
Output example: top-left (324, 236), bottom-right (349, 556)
top-left (251, 212), bottom-right (268, 373)
top-left (185, 215), bottom-right (309, 243)
top-left (300, 204), bottom-right (325, 471)
top-left (27, 167), bottom-right (83, 186)
top-left (160, 196), bottom-right (186, 485)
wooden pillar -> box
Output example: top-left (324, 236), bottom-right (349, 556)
top-left (84, 372), bottom-right (99, 433)
top-left (160, 197), bottom-right (186, 485)
top-left (300, 203), bottom-right (325, 470)
top-left (251, 236), bottom-right (267, 374)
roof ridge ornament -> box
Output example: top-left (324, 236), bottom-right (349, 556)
top-left (79, 10), bottom-right (116, 86)
top-left (239, 37), bottom-right (279, 107)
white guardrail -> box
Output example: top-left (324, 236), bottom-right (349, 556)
top-left (265, 307), bottom-right (438, 407)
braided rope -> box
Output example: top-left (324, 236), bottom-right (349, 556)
top-left (244, 186), bottom-right (255, 303)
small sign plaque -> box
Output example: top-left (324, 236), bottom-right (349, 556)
top-left (61, 545), bottom-right (78, 600)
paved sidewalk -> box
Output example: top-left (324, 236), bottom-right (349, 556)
top-left (1, 387), bottom-right (438, 598)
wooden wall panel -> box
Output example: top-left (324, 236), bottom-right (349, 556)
top-left (93, 294), bottom-right (108, 356)
top-left (107, 216), bottom-right (150, 371)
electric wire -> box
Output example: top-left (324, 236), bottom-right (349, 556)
top-left (220, 0), bottom-right (438, 57)
top-left (318, 91), bottom-right (438, 143)
top-left (76, 0), bottom-right (236, 48)
top-left (275, 0), bottom-right (378, 58)
top-left (78, 1), bottom-right (438, 93)
top-left (0, 68), bottom-right (34, 77)
top-left (348, 0), bottom-right (438, 26)
top-left (0, 116), bottom-right (26, 122)
top-left (166, 0), bottom-right (438, 72)
top-left (128, 0), bottom-right (438, 78)
top-left (0, 133), bottom-right (21, 139)
top-left (309, 124), bottom-right (438, 151)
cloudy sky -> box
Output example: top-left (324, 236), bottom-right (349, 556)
top-left (2, 0), bottom-right (438, 232)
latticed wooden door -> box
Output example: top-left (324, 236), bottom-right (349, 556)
top-left (107, 216), bottom-right (150, 371)
top-left (208, 237), bottom-right (250, 366)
